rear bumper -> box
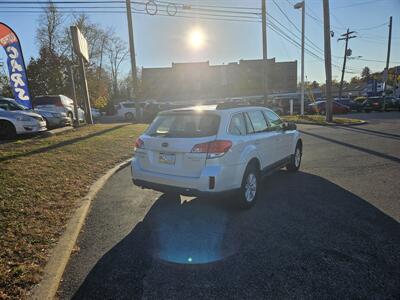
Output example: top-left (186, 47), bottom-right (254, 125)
top-left (131, 157), bottom-right (242, 195)
top-left (46, 116), bottom-right (71, 128)
top-left (132, 179), bottom-right (239, 198)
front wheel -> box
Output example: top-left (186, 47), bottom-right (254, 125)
top-left (0, 121), bottom-right (16, 140)
top-left (237, 163), bottom-right (260, 209)
top-left (287, 143), bottom-right (302, 172)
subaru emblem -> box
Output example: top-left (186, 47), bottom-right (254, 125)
top-left (162, 142), bottom-right (168, 147)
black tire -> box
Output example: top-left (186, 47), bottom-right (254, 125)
top-left (287, 142), bottom-right (302, 172)
top-left (0, 120), bottom-right (17, 140)
top-left (125, 112), bottom-right (134, 121)
top-left (237, 162), bottom-right (260, 209)
top-left (43, 117), bottom-right (50, 129)
top-left (67, 112), bottom-right (74, 122)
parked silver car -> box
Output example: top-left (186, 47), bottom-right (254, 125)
top-left (0, 97), bottom-right (71, 128)
top-left (33, 95), bottom-right (85, 123)
top-left (0, 108), bottom-right (46, 139)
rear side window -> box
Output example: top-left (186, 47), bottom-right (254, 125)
top-left (247, 110), bottom-right (268, 133)
top-left (146, 113), bottom-right (220, 138)
top-left (229, 113), bottom-right (246, 136)
top-left (264, 110), bottom-right (282, 127)
top-left (123, 103), bottom-right (135, 108)
top-left (33, 96), bottom-right (61, 106)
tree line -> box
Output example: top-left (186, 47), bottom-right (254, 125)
top-left (0, 1), bottom-right (135, 112)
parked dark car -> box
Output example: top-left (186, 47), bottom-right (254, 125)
top-left (364, 96), bottom-right (400, 112)
top-left (335, 98), bottom-right (364, 112)
top-left (307, 100), bottom-right (350, 115)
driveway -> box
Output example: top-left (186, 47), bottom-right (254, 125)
top-left (58, 112), bottom-right (400, 299)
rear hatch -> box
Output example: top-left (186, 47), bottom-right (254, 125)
top-left (137, 111), bottom-right (220, 177)
top-left (33, 96), bottom-right (63, 112)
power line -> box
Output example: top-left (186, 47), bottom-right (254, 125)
top-left (334, 0), bottom-right (386, 9)
top-left (272, 0), bottom-right (325, 55)
top-left (0, 0), bottom-right (382, 75)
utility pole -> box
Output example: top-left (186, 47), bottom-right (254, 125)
top-left (384, 16), bottom-right (392, 92)
top-left (261, 0), bottom-right (268, 102)
top-left (338, 28), bottom-right (356, 99)
top-left (322, 0), bottom-right (333, 122)
top-left (262, 0), bottom-right (267, 60)
top-left (126, 0), bottom-right (140, 122)
top-left (294, 1), bottom-right (305, 115)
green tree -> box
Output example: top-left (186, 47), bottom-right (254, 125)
top-left (26, 48), bottom-right (70, 98)
top-left (361, 66), bottom-right (371, 82)
top-left (0, 75), bottom-right (13, 98)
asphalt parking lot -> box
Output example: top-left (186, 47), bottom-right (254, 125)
top-left (58, 112), bottom-right (400, 299)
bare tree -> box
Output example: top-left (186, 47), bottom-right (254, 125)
top-left (106, 36), bottom-right (129, 96)
top-left (36, 0), bottom-right (64, 54)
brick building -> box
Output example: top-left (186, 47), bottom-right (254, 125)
top-left (141, 58), bottom-right (297, 101)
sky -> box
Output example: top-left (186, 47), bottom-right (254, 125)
top-left (0, 0), bottom-right (399, 84)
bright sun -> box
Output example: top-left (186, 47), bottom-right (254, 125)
top-left (188, 29), bottom-right (205, 49)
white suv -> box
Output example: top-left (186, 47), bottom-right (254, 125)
top-left (131, 105), bottom-right (302, 208)
top-left (116, 101), bottom-right (137, 121)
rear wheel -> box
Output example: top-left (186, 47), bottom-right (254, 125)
top-left (125, 112), bottom-right (134, 121)
top-left (0, 120), bottom-right (16, 140)
top-left (67, 112), bottom-right (73, 123)
top-left (287, 142), bottom-right (302, 172)
top-left (237, 163), bottom-right (260, 209)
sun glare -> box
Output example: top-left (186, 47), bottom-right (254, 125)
top-left (188, 29), bottom-right (204, 49)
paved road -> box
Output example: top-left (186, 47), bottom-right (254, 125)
top-left (58, 112), bottom-right (400, 299)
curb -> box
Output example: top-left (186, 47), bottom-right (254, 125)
top-left (30, 158), bottom-right (132, 300)
top-left (39, 126), bottom-right (75, 138)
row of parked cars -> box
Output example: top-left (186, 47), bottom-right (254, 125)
top-left (306, 96), bottom-right (400, 115)
top-left (0, 95), bottom-right (102, 139)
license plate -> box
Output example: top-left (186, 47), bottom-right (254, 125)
top-left (159, 152), bottom-right (176, 164)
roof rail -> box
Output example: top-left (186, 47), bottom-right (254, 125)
top-left (216, 102), bottom-right (257, 110)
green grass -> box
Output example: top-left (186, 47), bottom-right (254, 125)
top-left (282, 115), bottom-right (365, 125)
top-left (0, 124), bottom-right (147, 299)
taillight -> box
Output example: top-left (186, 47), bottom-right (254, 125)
top-left (134, 138), bottom-right (144, 150)
top-left (191, 140), bottom-right (232, 159)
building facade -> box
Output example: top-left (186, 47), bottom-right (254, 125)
top-left (141, 58), bottom-right (297, 101)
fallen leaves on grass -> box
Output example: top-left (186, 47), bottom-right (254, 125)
top-left (0, 124), bottom-right (146, 299)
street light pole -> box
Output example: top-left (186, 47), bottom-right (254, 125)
top-left (294, 1), bottom-right (305, 115)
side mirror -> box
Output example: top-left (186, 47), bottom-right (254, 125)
top-left (283, 122), bottom-right (297, 131)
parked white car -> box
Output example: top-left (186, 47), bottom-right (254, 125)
top-left (116, 101), bottom-right (137, 121)
top-left (33, 95), bottom-right (85, 123)
top-left (90, 108), bottom-right (102, 119)
top-left (131, 104), bottom-right (302, 208)
top-left (0, 108), bottom-right (47, 139)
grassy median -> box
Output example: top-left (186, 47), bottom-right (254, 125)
top-left (0, 124), bottom-right (146, 299)
top-left (282, 114), bottom-right (365, 125)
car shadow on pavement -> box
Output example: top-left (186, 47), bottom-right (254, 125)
top-left (71, 171), bottom-right (400, 299)
top-left (300, 130), bottom-right (400, 164)
top-left (336, 125), bottom-right (400, 140)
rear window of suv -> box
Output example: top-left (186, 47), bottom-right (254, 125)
top-left (146, 112), bottom-right (220, 138)
top-left (33, 96), bottom-right (61, 106)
